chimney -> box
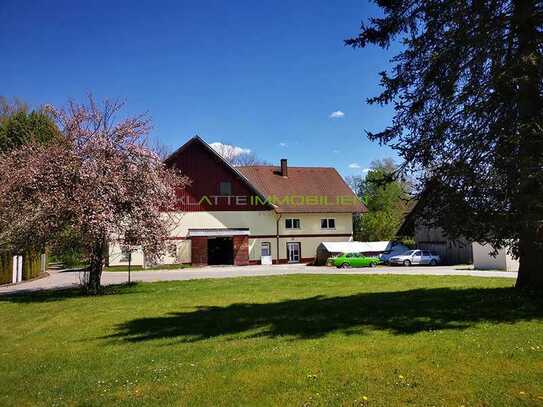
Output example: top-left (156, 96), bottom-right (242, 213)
top-left (280, 159), bottom-right (288, 177)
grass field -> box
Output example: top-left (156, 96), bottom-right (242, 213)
top-left (0, 275), bottom-right (542, 406)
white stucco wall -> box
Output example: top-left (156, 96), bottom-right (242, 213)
top-left (168, 211), bottom-right (277, 236)
top-left (277, 212), bottom-right (353, 236)
top-left (505, 251), bottom-right (520, 272)
top-left (108, 211), bottom-right (354, 266)
top-left (108, 244), bottom-right (145, 267)
top-left (472, 242), bottom-right (519, 271)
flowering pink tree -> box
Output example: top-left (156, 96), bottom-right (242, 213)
top-left (0, 98), bottom-right (188, 293)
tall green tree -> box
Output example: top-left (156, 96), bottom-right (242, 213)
top-left (0, 97), bottom-right (60, 152)
top-left (348, 0), bottom-right (543, 288)
top-left (0, 98), bottom-right (62, 269)
top-left (352, 159), bottom-right (410, 241)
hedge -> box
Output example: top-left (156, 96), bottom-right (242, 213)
top-left (23, 252), bottom-right (42, 281)
top-left (0, 253), bottom-right (13, 285)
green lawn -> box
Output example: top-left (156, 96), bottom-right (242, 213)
top-left (1, 275), bottom-right (542, 406)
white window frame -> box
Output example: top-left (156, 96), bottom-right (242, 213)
top-left (285, 218), bottom-right (301, 229)
top-left (261, 242), bottom-right (271, 257)
top-left (320, 218), bottom-right (336, 230)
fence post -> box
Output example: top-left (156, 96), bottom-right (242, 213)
top-left (12, 255), bottom-right (23, 283)
top-left (40, 253), bottom-right (47, 273)
top-left (12, 256), bottom-right (16, 284)
top-left (17, 256), bottom-right (22, 282)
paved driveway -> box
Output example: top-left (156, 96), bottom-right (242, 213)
top-left (0, 264), bottom-right (517, 295)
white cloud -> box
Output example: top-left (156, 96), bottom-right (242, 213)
top-left (333, 149), bottom-right (340, 153)
top-left (210, 142), bottom-right (251, 159)
top-left (279, 142), bottom-right (288, 147)
top-left (329, 110), bottom-right (345, 119)
top-left (348, 164), bottom-right (371, 175)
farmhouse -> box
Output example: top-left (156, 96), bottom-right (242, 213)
top-left (109, 136), bottom-right (366, 266)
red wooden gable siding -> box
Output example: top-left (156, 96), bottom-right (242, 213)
top-left (168, 139), bottom-right (269, 212)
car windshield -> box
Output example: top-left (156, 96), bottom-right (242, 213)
top-left (402, 250), bottom-right (416, 256)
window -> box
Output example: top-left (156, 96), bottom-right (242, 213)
top-left (219, 181), bottom-right (232, 196)
top-left (261, 242), bottom-right (271, 257)
top-left (120, 247), bottom-right (131, 262)
top-left (320, 218), bottom-right (336, 229)
top-left (285, 218), bottom-right (301, 229)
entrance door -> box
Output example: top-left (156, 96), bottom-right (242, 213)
top-left (287, 242), bottom-right (301, 263)
top-left (208, 237), bottom-right (234, 265)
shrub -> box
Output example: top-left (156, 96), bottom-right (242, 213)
top-left (22, 252), bottom-right (42, 280)
top-left (0, 252), bottom-right (13, 284)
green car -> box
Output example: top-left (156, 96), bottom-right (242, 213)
top-left (333, 252), bottom-right (380, 268)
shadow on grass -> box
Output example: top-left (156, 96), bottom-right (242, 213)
top-left (0, 283), bottom-right (140, 303)
top-left (108, 287), bottom-right (543, 342)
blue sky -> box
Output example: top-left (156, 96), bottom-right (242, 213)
top-left (0, 0), bottom-right (399, 176)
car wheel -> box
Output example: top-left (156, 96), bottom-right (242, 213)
top-left (403, 260), bottom-right (411, 267)
top-left (430, 259), bottom-right (438, 266)
top-left (341, 263), bottom-right (351, 269)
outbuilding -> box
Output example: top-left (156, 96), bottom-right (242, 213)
top-left (314, 241), bottom-right (408, 265)
top-left (396, 193), bottom-right (473, 265)
top-left (472, 243), bottom-right (519, 271)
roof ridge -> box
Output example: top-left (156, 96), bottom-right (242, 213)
top-left (238, 165), bottom-right (336, 169)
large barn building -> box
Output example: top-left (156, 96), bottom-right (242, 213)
top-left (108, 136), bottom-right (366, 267)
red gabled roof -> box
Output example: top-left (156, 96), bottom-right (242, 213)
top-left (238, 165), bottom-right (367, 213)
top-left (165, 136), bottom-right (366, 214)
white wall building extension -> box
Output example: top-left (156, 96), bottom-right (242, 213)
top-left (472, 242), bottom-right (519, 271)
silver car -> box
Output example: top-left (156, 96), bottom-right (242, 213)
top-left (389, 250), bottom-right (441, 266)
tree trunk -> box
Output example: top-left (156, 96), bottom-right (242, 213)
top-left (513, 0), bottom-right (543, 289)
top-left (516, 229), bottom-right (543, 288)
top-left (85, 237), bottom-right (106, 295)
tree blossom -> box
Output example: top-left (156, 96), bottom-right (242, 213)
top-left (0, 97), bottom-right (189, 293)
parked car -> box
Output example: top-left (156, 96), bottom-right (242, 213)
top-left (334, 252), bottom-right (380, 268)
top-left (378, 243), bottom-right (410, 264)
top-left (389, 250), bottom-right (441, 266)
